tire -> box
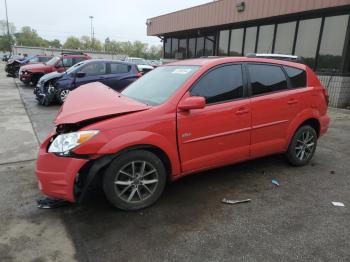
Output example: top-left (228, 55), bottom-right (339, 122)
top-left (30, 75), bottom-right (40, 86)
top-left (56, 88), bottom-right (70, 104)
top-left (286, 125), bottom-right (317, 166)
top-left (103, 150), bottom-right (167, 210)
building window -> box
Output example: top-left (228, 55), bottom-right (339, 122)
top-left (318, 15), bottom-right (349, 72)
top-left (294, 18), bottom-right (322, 68)
top-left (171, 38), bottom-right (179, 58)
top-left (257, 24), bottom-right (274, 53)
top-left (178, 39), bottom-right (187, 59)
top-left (218, 30), bottom-right (230, 56)
top-left (204, 35), bottom-right (215, 56)
top-left (274, 22), bottom-right (296, 55)
top-left (229, 28), bottom-right (244, 56)
top-left (196, 37), bottom-right (204, 57)
top-left (188, 38), bottom-right (196, 58)
top-left (164, 38), bottom-right (171, 58)
top-left (244, 27), bottom-right (257, 55)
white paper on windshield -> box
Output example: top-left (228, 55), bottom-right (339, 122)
top-left (172, 68), bottom-right (192, 75)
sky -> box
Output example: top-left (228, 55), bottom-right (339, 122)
top-left (1, 0), bottom-right (210, 46)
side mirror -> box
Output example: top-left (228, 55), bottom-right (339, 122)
top-left (76, 72), bottom-right (86, 78)
top-left (178, 96), bottom-right (206, 111)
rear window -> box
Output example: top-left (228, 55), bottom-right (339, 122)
top-left (283, 66), bottom-right (307, 88)
top-left (248, 64), bottom-right (288, 96)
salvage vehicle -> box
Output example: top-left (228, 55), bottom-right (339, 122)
top-left (6, 55), bottom-right (53, 77)
top-left (20, 52), bottom-right (91, 86)
top-left (35, 56), bottom-right (330, 210)
top-left (124, 57), bottom-right (154, 74)
top-left (34, 59), bottom-right (141, 105)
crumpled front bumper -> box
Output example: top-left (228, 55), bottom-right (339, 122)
top-left (35, 135), bottom-right (89, 202)
top-left (34, 84), bottom-right (55, 106)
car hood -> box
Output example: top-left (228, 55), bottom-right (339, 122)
top-left (54, 82), bottom-right (150, 125)
top-left (22, 63), bottom-right (49, 72)
top-left (40, 71), bottom-right (64, 83)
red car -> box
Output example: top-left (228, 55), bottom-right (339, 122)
top-left (35, 56), bottom-right (330, 210)
top-left (20, 52), bottom-right (91, 86)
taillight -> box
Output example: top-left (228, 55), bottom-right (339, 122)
top-left (137, 72), bottom-right (143, 78)
top-left (322, 88), bottom-right (329, 105)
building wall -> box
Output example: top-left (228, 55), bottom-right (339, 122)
top-left (318, 75), bottom-right (350, 108)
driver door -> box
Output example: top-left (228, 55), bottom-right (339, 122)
top-left (177, 64), bottom-right (251, 173)
top-left (75, 62), bottom-right (108, 88)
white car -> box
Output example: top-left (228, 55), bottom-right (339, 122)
top-left (124, 57), bottom-right (154, 74)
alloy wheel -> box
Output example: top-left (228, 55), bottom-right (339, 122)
top-left (60, 90), bottom-right (70, 102)
top-left (295, 130), bottom-right (315, 161)
top-left (114, 161), bottom-right (159, 203)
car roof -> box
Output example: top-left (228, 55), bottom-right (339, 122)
top-left (82, 59), bottom-right (134, 66)
top-left (168, 57), bottom-right (307, 70)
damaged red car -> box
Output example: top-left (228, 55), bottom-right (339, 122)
top-left (35, 56), bottom-right (330, 210)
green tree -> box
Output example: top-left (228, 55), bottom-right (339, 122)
top-left (0, 20), bottom-right (16, 52)
top-left (47, 39), bottom-right (62, 48)
top-left (15, 26), bottom-right (48, 47)
top-left (63, 36), bottom-right (81, 49)
top-left (0, 20), bottom-right (16, 35)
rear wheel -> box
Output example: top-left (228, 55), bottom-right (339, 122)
top-left (103, 150), bottom-right (167, 210)
top-left (286, 125), bottom-right (317, 166)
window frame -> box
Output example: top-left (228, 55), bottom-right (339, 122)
top-left (188, 62), bottom-right (248, 106)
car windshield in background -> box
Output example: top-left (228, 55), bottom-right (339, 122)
top-left (131, 59), bottom-right (146, 65)
top-left (122, 65), bottom-right (200, 105)
top-left (66, 61), bottom-right (86, 74)
top-left (46, 56), bottom-right (60, 66)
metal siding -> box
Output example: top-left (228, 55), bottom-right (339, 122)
top-left (147, 0), bottom-right (350, 35)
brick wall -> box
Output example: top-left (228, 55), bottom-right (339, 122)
top-left (317, 75), bottom-right (350, 108)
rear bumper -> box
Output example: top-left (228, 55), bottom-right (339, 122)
top-left (319, 114), bottom-right (330, 137)
top-left (35, 136), bottom-right (88, 202)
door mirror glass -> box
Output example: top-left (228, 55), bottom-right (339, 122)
top-left (178, 96), bottom-right (206, 111)
top-left (76, 72), bottom-right (86, 78)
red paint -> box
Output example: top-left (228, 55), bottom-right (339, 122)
top-left (36, 57), bottom-right (330, 202)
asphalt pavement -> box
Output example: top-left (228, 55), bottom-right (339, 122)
top-left (1, 61), bottom-right (350, 262)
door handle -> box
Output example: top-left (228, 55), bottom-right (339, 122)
top-left (235, 107), bottom-right (249, 115)
top-left (287, 99), bottom-right (299, 105)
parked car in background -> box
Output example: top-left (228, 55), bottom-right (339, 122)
top-left (147, 60), bottom-right (162, 68)
top-left (124, 57), bottom-right (154, 74)
top-left (6, 55), bottom-right (53, 77)
top-left (20, 52), bottom-right (91, 86)
top-left (2, 54), bottom-right (10, 62)
top-left (34, 59), bottom-right (141, 105)
top-left (35, 56), bottom-right (329, 210)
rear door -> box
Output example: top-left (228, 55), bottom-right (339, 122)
top-left (74, 62), bottom-right (107, 88)
top-left (177, 64), bottom-right (251, 173)
top-left (104, 63), bottom-right (136, 91)
top-left (247, 63), bottom-right (302, 158)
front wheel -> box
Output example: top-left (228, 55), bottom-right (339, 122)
top-left (286, 125), bottom-right (317, 166)
top-left (103, 150), bottom-right (167, 210)
top-left (56, 88), bottom-right (70, 104)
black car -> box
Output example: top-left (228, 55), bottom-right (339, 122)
top-left (34, 59), bottom-right (141, 106)
top-left (5, 55), bottom-right (53, 78)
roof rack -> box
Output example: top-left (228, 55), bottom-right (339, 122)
top-left (246, 53), bottom-right (305, 64)
top-left (61, 51), bottom-right (86, 56)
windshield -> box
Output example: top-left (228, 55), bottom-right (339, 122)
top-left (131, 58), bottom-right (146, 65)
top-left (46, 56), bottom-right (60, 66)
top-left (122, 65), bottom-right (200, 105)
top-left (66, 61), bottom-right (87, 74)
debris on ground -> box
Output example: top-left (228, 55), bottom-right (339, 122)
top-left (221, 198), bottom-right (251, 205)
top-left (332, 202), bottom-right (345, 207)
top-left (37, 197), bottom-right (70, 209)
top-left (272, 179), bottom-right (280, 187)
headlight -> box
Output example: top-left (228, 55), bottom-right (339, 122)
top-left (48, 130), bottom-right (99, 154)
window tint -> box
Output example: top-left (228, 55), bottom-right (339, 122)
top-left (73, 57), bottom-right (86, 65)
top-left (229, 28), bottom-right (244, 56)
top-left (294, 18), bottom-right (322, 68)
top-left (61, 58), bottom-right (74, 67)
top-left (190, 64), bottom-right (244, 104)
top-left (244, 27), bottom-right (257, 54)
top-left (188, 38), bottom-right (196, 58)
top-left (283, 66), bottom-right (307, 88)
top-left (195, 37), bottom-right (204, 57)
top-left (110, 63), bottom-right (130, 74)
top-left (257, 24), bottom-right (274, 53)
top-left (248, 64), bottom-right (287, 95)
top-left (39, 57), bottom-right (51, 62)
top-left (81, 63), bottom-right (106, 76)
top-left (318, 15), bottom-right (349, 72)
top-left (218, 30), bottom-right (230, 56)
top-left (204, 35), bottom-right (215, 56)
top-left (274, 22), bottom-right (296, 55)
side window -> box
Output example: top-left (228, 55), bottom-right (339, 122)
top-left (248, 64), bottom-right (288, 96)
top-left (80, 63), bottom-right (107, 76)
top-left (190, 64), bottom-right (244, 104)
top-left (110, 63), bottom-right (130, 74)
top-left (61, 58), bottom-right (74, 67)
top-left (73, 57), bottom-right (85, 65)
top-left (283, 66), bottom-right (307, 88)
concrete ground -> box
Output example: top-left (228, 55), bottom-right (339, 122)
top-left (1, 60), bottom-right (350, 261)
